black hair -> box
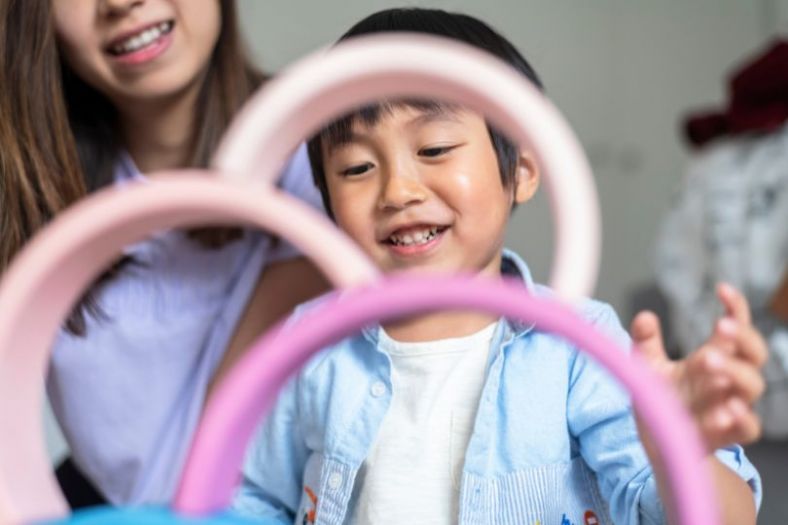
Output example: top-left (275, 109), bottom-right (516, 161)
top-left (307, 8), bottom-right (544, 216)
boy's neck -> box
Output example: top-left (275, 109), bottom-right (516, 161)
top-left (381, 255), bottom-right (505, 342)
top-left (382, 311), bottom-right (499, 343)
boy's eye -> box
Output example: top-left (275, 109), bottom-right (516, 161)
top-left (418, 145), bottom-right (457, 158)
top-left (340, 162), bottom-right (374, 177)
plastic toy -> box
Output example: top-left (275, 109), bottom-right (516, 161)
top-left (0, 35), bottom-right (718, 524)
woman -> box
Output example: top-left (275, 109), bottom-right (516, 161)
top-left (0, 0), bottom-right (327, 507)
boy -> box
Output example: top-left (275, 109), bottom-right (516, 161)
top-left (233, 9), bottom-right (765, 525)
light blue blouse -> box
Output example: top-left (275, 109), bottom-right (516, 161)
top-left (47, 145), bottom-right (323, 504)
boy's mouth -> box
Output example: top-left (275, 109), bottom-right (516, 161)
top-left (106, 20), bottom-right (175, 56)
top-left (383, 224), bottom-right (448, 247)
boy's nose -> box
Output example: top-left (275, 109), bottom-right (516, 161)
top-left (377, 170), bottom-right (428, 211)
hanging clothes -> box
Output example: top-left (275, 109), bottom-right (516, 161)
top-left (656, 122), bottom-right (788, 438)
top-left (683, 39), bottom-right (788, 148)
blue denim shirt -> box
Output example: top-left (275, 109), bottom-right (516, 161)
top-left (233, 250), bottom-right (761, 525)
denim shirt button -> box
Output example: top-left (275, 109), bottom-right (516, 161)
top-left (370, 381), bottom-right (387, 397)
top-left (328, 472), bottom-right (343, 490)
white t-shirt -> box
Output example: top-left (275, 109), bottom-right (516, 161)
top-left (47, 145), bottom-right (323, 504)
top-left (350, 322), bottom-right (498, 525)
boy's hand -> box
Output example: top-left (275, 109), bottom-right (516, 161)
top-left (630, 283), bottom-right (767, 451)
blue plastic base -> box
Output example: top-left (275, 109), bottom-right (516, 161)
top-left (41, 506), bottom-right (266, 525)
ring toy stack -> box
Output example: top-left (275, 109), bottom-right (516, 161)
top-left (0, 35), bottom-right (718, 525)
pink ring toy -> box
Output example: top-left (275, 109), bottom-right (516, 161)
top-left (214, 34), bottom-right (601, 300)
top-left (177, 275), bottom-right (720, 525)
top-left (0, 32), bottom-right (680, 525)
top-left (0, 174), bottom-right (378, 524)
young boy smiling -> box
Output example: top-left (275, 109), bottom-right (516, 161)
top-left (233, 9), bottom-right (765, 525)
top-left (321, 101), bottom-right (533, 342)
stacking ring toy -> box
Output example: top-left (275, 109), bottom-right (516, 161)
top-left (0, 175), bottom-right (378, 523)
top-left (0, 34), bottom-right (715, 525)
top-left (174, 276), bottom-right (720, 525)
top-left (44, 278), bottom-right (721, 525)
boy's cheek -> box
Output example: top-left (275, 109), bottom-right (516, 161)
top-left (332, 210), bottom-right (375, 248)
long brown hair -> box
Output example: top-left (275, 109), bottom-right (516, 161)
top-left (0, 0), bottom-right (264, 333)
top-left (0, 0), bottom-right (86, 271)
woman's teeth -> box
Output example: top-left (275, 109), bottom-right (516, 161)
top-left (112, 21), bottom-right (173, 55)
top-left (388, 226), bottom-right (440, 246)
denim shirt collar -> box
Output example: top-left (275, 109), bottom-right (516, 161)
top-left (360, 248), bottom-right (537, 346)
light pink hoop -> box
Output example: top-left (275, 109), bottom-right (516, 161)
top-left (214, 35), bottom-right (601, 300)
top-left (0, 174), bottom-right (378, 524)
top-left (176, 275), bottom-right (720, 525)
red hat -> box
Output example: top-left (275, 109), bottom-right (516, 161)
top-left (684, 39), bottom-right (788, 148)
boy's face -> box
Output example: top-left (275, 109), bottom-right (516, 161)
top-left (322, 105), bottom-right (538, 277)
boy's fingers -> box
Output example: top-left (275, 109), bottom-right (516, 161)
top-left (735, 324), bottom-right (769, 368)
top-left (700, 404), bottom-right (735, 446)
top-left (708, 315), bottom-right (768, 368)
top-left (707, 317), bottom-right (737, 354)
top-left (715, 398), bottom-right (762, 446)
top-left (684, 350), bottom-right (731, 410)
top-left (686, 349), bottom-right (765, 410)
top-left (714, 361), bottom-right (765, 404)
top-left (696, 348), bottom-right (764, 402)
top-left (630, 311), bottom-right (667, 365)
top-left (712, 318), bottom-right (769, 367)
top-left (700, 400), bottom-right (761, 448)
top-left (728, 398), bottom-right (763, 444)
top-left (717, 282), bottom-right (752, 326)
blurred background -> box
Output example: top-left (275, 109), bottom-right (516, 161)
top-left (46, 0), bottom-right (788, 522)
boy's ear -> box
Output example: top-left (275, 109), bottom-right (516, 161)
top-left (513, 150), bottom-right (540, 204)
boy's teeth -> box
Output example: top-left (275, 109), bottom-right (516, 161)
top-left (389, 226), bottom-right (440, 246)
top-left (113, 22), bottom-right (172, 54)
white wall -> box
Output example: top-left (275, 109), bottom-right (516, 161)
top-left (237, 0), bottom-right (768, 318)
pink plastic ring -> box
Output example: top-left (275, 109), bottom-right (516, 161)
top-left (0, 174), bottom-right (378, 524)
top-left (177, 275), bottom-right (719, 525)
